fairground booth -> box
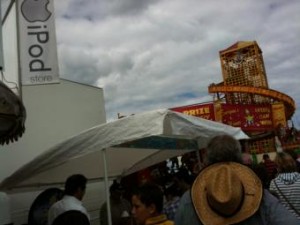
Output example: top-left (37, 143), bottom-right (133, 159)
top-left (171, 41), bottom-right (299, 159)
top-left (123, 41), bottom-right (299, 187)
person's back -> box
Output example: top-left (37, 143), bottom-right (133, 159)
top-left (100, 180), bottom-right (132, 225)
top-left (173, 167), bottom-right (194, 196)
top-left (252, 163), bottom-right (271, 189)
top-left (163, 184), bottom-right (180, 220)
top-left (49, 195), bottom-right (89, 222)
top-left (100, 198), bottom-right (132, 225)
top-left (52, 210), bottom-right (90, 225)
top-left (48, 174), bottom-right (89, 225)
top-left (262, 153), bottom-right (277, 180)
top-left (174, 135), bottom-right (299, 225)
top-left (269, 152), bottom-right (300, 219)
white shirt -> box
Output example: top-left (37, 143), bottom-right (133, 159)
top-left (48, 195), bottom-right (89, 225)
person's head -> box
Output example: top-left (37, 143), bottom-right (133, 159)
top-left (263, 153), bottom-right (270, 161)
top-left (242, 153), bottom-right (253, 166)
top-left (206, 135), bottom-right (243, 165)
top-left (164, 183), bottom-right (179, 202)
top-left (192, 162), bottom-right (263, 225)
top-left (131, 183), bottom-right (164, 225)
top-left (181, 152), bottom-right (198, 173)
top-left (109, 180), bottom-right (124, 201)
top-left (288, 150), bottom-right (298, 161)
top-left (173, 167), bottom-right (194, 193)
top-left (64, 174), bottom-right (87, 200)
top-left (251, 164), bottom-right (270, 189)
top-left (275, 152), bottom-right (297, 173)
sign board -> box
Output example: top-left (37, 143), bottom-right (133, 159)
top-left (17, 0), bottom-right (59, 85)
top-left (221, 104), bottom-right (273, 131)
top-left (171, 102), bottom-right (274, 132)
top-left (271, 102), bottom-right (287, 128)
top-left (170, 103), bottom-right (215, 121)
top-left (0, 2), bottom-right (4, 70)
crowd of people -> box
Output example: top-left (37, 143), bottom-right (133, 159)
top-left (45, 134), bottom-right (300, 225)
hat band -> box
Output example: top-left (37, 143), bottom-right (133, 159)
top-left (207, 187), bottom-right (245, 218)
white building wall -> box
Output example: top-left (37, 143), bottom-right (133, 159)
top-left (0, 79), bottom-right (106, 179)
top-left (0, 79), bottom-right (107, 225)
top-left (1, 3), bottom-right (107, 225)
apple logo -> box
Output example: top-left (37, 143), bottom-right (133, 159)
top-left (21, 0), bottom-right (52, 22)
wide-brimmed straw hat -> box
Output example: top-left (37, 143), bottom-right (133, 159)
top-left (191, 162), bottom-right (262, 225)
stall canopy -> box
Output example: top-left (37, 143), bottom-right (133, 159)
top-left (0, 109), bottom-right (248, 192)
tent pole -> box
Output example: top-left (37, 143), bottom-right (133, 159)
top-left (102, 148), bottom-right (112, 225)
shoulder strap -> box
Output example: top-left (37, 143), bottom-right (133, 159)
top-left (274, 180), bottom-right (300, 216)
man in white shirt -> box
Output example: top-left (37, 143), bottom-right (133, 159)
top-left (48, 174), bottom-right (90, 225)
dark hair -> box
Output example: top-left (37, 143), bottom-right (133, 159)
top-left (263, 153), bottom-right (270, 160)
top-left (132, 183), bottom-right (164, 213)
top-left (275, 152), bottom-right (297, 173)
top-left (206, 135), bottom-right (242, 165)
top-left (252, 164), bottom-right (270, 189)
top-left (164, 184), bottom-right (180, 197)
top-left (52, 210), bottom-right (89, 225)
top-left (64, 174), bottom-right (87, 195)
top-left (109, 180), bottom-right (124, 193)
top-left (173, 167), bottom-right (194, 185)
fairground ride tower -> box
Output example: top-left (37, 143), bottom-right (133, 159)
top-left (209, 41), bottom-right (297, 153)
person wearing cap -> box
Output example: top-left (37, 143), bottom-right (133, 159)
top-left (100, 180), bottom-right (132, 225)
top-left (131, 183), bottom-right (174, 225)
top-left (174, 134), bottom-right (299, 225)
top-left (48, 174), bottom-right (89, 225)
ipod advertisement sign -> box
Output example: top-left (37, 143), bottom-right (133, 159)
top-left (0, 2), bottom-right (4, 70)
top-left (17, 0), bottom-right (59, 85)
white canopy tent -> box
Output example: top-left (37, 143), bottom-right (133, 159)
top-left (0, 109), bottom-right (248, 225)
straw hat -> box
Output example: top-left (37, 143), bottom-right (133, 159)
top-left (191, 162), bottom-right (262, 225)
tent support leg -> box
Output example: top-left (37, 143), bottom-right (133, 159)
top-left (102, 148), bottom-right (112, 225)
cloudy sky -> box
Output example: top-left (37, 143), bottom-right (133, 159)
top-left (52, 0), bottom-right (300, 126)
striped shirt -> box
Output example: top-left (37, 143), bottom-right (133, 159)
top-left (270, 172), bottom-right (300, 219)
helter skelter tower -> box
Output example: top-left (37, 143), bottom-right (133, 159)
top-left (220, 41), bottom-right (269, 104)
top-left (209, 41), bottom-right (296, 153)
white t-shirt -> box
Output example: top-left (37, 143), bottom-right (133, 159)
top-left (48, 195), bottom-right (89, 225)
top-left (0, 192), bottom-right (12, 225)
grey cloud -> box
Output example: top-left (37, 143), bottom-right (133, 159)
top-left (58, 45), bottom-right (135, 85)
top-left (57, 0), bottom-right (160, 21)
top-left (54, 0), bottom-right (300, 125)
